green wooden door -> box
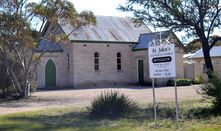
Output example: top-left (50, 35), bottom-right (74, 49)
top-left (45, 60), bottom-right (56, 87)
top-left (138, 60), bottom-right (144, 84)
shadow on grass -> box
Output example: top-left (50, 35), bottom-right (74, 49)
top-left (0, 111), bottom-right (104, 131)
top-left (36, 85), bottom-right (152, 92)
top-left (128, 102), bottom-right (215, 122)
top-left (0, 101), bottom-right (217, 131)
top-left (0, 96), bottom-right (56, 108)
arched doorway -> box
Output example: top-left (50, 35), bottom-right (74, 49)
top-left (45, 60), bottom-right (56, 87)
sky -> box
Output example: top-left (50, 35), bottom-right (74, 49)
top-left (29, 0), bottom-right (129, 16)
top-left (71, 0), bottom-right (131, 17)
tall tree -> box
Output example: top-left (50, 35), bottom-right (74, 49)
top-left (120, 0), bottom-right (221, 77)
top-left (0, 0), bottom-right (96, 98)
top-left (185, 36), bottom-right (221, 53)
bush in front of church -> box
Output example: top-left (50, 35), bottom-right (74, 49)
top-left (199, 73), bottom-right (221, 114)
top-left (167, 78), bottom-right (192, 86)
top-left (88, 91), bottom-right (138, 119)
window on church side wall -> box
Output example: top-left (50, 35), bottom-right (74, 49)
top-left (117, 52), bottom-right (122, 71)
top-left (94, 52), bottom-right (99, 71)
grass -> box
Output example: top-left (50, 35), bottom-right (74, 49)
top-left (0, 100), bottom-right (221, 131)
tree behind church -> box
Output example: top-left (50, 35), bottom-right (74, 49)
top-left (0, 0), bottom-right (96, 98)
top-left (120, 0), bottom-right (221, 77)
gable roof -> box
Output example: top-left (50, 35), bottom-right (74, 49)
top-left (59, 16), bottom-right (151, 43)
top-left (133, 30), bottom-right (181, 51)
top-left (189, 46), bottom-right (221, 59)
top-left (35, 40), bottom-right (63, 52)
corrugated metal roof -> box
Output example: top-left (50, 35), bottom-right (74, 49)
top-left (190, 46), bottom-right (221, 59)
top-left (59, 16), bottom-right (151, 42)
top-left (133, 30), bottom-right (171, 50)
top-left (183, 53), bottom-right (194, 59)
top-left (36, 40), bottom-right (63, 52)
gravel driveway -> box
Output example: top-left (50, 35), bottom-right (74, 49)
top-left (0, 85), bottom-right (201, 115)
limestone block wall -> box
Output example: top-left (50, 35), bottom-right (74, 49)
top-left (213, 58), bottom-right (221, 78)
top-left (70, 42), bottom-right (184, 87)
top-left (184, 63), bottom-right (195, 80)
top-left (193, 57), bottom-right (221, 81)
top-left (36, 53), bottom-right (67, 88)
top-left (36, 43), bottom-right (73, 88)
top-left (62, 43), bottom-right (74, 86)
top-left (36, 42), bottom-right (185, 88)
top-left (71, 43), bottom-right (136, 87)
top-left (133, 50), bottom-right (150, 82)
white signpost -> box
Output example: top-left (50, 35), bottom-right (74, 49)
top-left (148, 39), bottom-right (179, 127)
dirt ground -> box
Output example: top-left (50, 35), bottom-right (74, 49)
top-left (0, 85), bottom-right (201, 115)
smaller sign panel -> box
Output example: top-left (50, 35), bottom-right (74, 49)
top-left (148, 39), bottom-right (176, 78)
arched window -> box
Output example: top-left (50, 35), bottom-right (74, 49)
top-left (94, 52), bottom-right (99, 71)
top-left (117, 52), bottom-right (122, 71)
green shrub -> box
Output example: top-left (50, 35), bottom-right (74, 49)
top-left (167, 78), bottom-right (192, 86)
top-left (167, 79), bottom-right (173, 86)
top-left (200, 73), bottom-right (221, 114)
top-left (0, 60), bottom-right (19, 98)
top-left (0, 57), bottom-right (27, 98)
top-left (88, 91), bottom-right (138, 118)
top-left (135, 81), bottom-right (153, 86)
top-left (194, 75), bottom-right (205, 84)
top-left (30, 81), bottom-right (37, 93)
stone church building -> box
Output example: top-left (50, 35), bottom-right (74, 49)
top-left (36, 16), bottom-right (184, 88)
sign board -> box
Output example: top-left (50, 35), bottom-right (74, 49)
top-left (148, 39), bottom-right (176, 78)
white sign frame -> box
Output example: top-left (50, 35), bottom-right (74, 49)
top-left (148, 39), bottom-right (176, 78)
